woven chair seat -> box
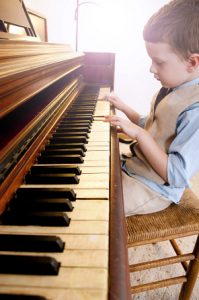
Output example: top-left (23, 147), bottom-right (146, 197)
top-left (126, 188), bottom-right (199, 246)
top-left (126, 204), bottom-right (199, 246)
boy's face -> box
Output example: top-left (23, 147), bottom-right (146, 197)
top-left (145, 41), bottom-right (193, 88)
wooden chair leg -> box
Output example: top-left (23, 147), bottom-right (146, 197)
top-left (179, 235), bottom-right (199, 300)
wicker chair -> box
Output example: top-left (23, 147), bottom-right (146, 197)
top-left (126, 188), bottom-right (199, 299)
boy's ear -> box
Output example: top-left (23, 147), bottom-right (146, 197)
top-left (187, 53), bottom-right (199, 71)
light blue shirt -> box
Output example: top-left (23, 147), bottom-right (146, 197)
top-left (123, 77), bottom-right (199, 203)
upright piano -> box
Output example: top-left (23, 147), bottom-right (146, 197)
top-left (0, 1), bottom-right (131, 299)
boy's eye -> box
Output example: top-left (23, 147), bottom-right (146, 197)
top-left (155, 61), bottom-right (164, 66)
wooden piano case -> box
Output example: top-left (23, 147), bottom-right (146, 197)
top-left (0, 1), bottom-right (131, 299)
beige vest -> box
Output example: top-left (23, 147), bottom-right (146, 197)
top-left (125, 85), bottom-right (199, 184)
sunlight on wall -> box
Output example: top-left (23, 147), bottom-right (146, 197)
top-left (78, 0), bottom-right (167, 115)
top-left (77, 0), bottom-right (130, 52)
top-left (24, 0), bottom-right (168, 115)
top-left (77, 0), bottom-right (166, 53)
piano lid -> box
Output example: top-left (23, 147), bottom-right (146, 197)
top-left (0, 0), bottom-right (38, 40)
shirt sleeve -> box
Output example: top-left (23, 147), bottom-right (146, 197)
top-left (167, 103), bottom-right (199, 188)
top-left (138, 116), bottom-right (147, 128)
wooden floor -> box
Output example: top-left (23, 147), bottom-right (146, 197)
top-left (129, 236), bottom-right (199, 299)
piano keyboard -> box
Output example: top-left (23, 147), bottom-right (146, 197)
top-left (0, 87), bottom-right (111, 300)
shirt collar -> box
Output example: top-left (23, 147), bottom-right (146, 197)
top-left (174, 76), bottom-right (199, 91)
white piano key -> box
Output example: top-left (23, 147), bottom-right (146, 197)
top-left (0, 267), bottom-right (108, 289)
top-left (0, 286), bottom-right (107, 300)
top-left (18, 186), bottom-right (109, 199)
top-left (0, 233), bottom-right (108, 251)
top-left (74, 189), bottom-right (109, 199)
top-left (0, 249), bottom-right (108, 268)
top-left (68, 207), bottom-right (108, 221)
top-left (68, 199), bottom-right (109, 220)
top-left (85, 146), bottom-right (109, 151)
top-left (72, 199), bottom-right (109, 210)
top-left (88, 132), bottom-right (109, 142)
top-left (80, 166), bottom-right (109, 173)
top-left (91, 122), bottom-right (109, 131)
top-left (84, 151), bottom-right (109, 161)
top-left (97, 87), bottom-right (110, 100)
top-left (35, 161), bottom-right (109, 169)
top-left (60, 233), bottom-right (108, 250)
top-left (0, 220), bottom-right (109, 235)
top-left (77, 160), bottom-right (109, 167)
top-left (22, 173), bottom-right (109, 190)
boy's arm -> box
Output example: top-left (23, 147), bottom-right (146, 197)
top-left (137, 127), bottom-right (168, 182)
top-left (105, 115), bottom-right (168, 182)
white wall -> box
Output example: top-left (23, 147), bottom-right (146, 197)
top-left (113, 1), bottom-right (167, 116)
top-left (24, 0), bottom-right (168, 116)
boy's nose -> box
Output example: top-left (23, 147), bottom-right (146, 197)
top-left (150, 64), bottom-right (156, 74)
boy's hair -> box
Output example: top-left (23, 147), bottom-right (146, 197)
top-left (143, 0), bottom-right (199, 58)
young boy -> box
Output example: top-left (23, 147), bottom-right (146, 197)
top-left (105, 0), bottom-right (199, 216)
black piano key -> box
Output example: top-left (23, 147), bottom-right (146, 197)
top-left (30, 165), bottom-right (82, 175)
top-left (0, 294), bottom-right (47, 300)
top-left (78, 94), bottom-right (97, 98)
top-left (41, 148), bottom-right (85, 156)
top-left (72, 106), bottom-right (94, 109)
top-left (73, 103), bottom-right (96, 106)
top-left (77, 96), bottom-right (97, 100)
top-left (75, 94), bottom-right (97, 97)
top-left (2, 211), bottom-right (70, 226)
top-left (37, 154), bottom-right (84, 164)
top-left (69, 106), bottom-right (95, 109)
top-left (71, 103), bottom-right (96, 106)
top-left (75, 101), bottom-right (96, 105)
top-left (55, 127), bottom-right (90, 133)
top-left (10, 198), bottom-right (73, 212)
top-left (71, 106), bottom-right (95, 110)
top-left (52, 131), bottom-right (88, 138)
top-left (74, 95), bottom-right (97, 98)
top-left (63, 115), bottom-right (93, 121)
top-left (16, 187), bottom-right (76, 201)
top-left (52, 132), bottom-right (88, 139)
top-left (68, 110), bottom-right (94, 114)
top-left (78, 91), bottom-right (98, 95)
top-left (0, 234), bottom-right (65, 252)
top-left (49, 136), bottom-right (88, 144)
top-left (46, 142), bottom-right (87, 152)
top-left (60, 116), bottom-right (93, 120)
top-left (52, 132), bottom-right (89, 138)
top-left (59, 121), bottom-right (92, 127)
top-left (0, 254), bottom-right (60, 275)
top-left (72, 99), bottom-right (96, 102)
top-left (25, 173), bottom-right (79, 184)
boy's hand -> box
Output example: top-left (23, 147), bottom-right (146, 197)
top-left (105, 92), bottom-right (126, 112)
top-left (105, 92), bottom-right (141, 126)
top-left (104, 115), bottom-right (141, 139)
top-left (105, 115), bottom-right (168, 182)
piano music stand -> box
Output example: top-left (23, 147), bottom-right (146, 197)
top-left (0, 0), bottom-right (37, 40)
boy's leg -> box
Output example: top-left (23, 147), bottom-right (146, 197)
top-left (122, 171), bottom-right (172, 216)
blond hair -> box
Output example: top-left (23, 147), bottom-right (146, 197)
top-left (143, 0), bottom-right (199, 58)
